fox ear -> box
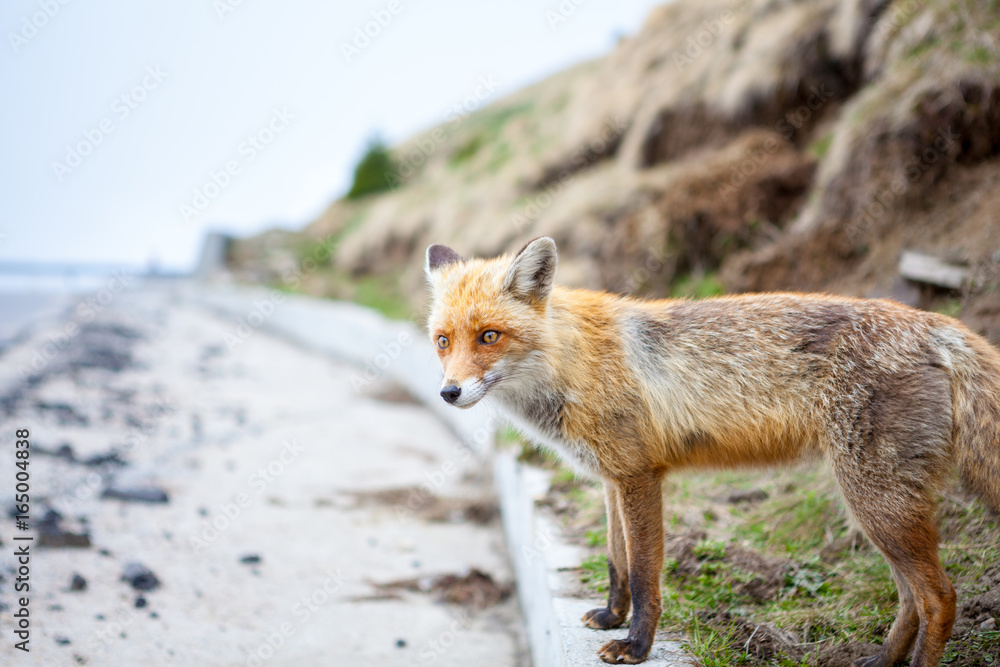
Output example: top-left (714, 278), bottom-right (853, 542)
top-left (425, 244), bottom-right (463, 278)
top-left (503, 237), bottom-right (557, 303)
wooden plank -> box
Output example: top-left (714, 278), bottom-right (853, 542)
top-left (899, 250), bottom-right (969, 290)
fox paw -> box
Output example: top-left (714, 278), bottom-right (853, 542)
top-left (582, 607), bottom-right (626, 630)
top-left (598, 639), bottom-right (650, 664)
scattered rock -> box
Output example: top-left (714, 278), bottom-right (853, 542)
top-left (239, 554), bottom-right (262, 565)
top-left (70, 573), bottom-right (87, 592)
top-left (981, 617), bottom-right (997, 631)
top-left (101, 485), bottom-right (169, 504)
top-left (35, 401), bottom-right (89, 426)
top-left (135, 596), bottom-right (147, 609)
top-left (395, 639), bottom-right (407, 648)
top-left (37, 508), bottom-right (91, 549)
top-left (34, 443), bottom-right (77, 462)
top-left (68, 322), bottom-right (142, 372)
top-left (55, 636), bottom-right (71, 646)
top-left (83, 451), bottom-right (128, 467)
top-left (122, 562), bottom-right (161, 591)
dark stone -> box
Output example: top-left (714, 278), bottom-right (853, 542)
top-left (122, 562), bottom-right (161, 591)
top-left (37, 507), bottom-right (91, 549)
top-left (70, 573), bottom-right (87, 591)
top-left (101, 486), bottom-right (169, 504)
top-left (239, 554), bottom-right (262, 565)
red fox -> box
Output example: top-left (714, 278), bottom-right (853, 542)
top-left (424, 237), bottom-right (1000, 666)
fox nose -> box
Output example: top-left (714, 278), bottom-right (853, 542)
top-left (440, 385), bottom-right (461, 404)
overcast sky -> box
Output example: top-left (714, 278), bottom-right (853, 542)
top-left (1, 0), bottom-right (666, 271)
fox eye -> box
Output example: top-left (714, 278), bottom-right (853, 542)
top-left (437, 335), bottom-right (449, 350)
top-left (480, 330), bottom-right (500, 345)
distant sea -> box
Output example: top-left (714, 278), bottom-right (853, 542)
top-left (0, 263), bottom-right (180, 344)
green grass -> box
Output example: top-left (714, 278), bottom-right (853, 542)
top-left (935, 298), bottom-right (963, 318)
top-left (580, 554), bottom-right (610, 592)
top-left (448, 102), bottom-right (533, 170)
top-left (966, 45), bottom-right (993, 65)
top-left (557, 464), bottom-right (1000, 666)
top-left (352, 273), bottom-right (412, 320)
top-left (449, 135), bottom-right (485, 166)
top-left (808, 132), bottom-right (833, 159)
top-left (669, 272), bottom-right (726, 299)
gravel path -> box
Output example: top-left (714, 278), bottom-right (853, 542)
top-left (0, 284), bottom-right (526, 667)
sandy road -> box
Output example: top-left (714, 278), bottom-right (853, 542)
top-left (0, 284), bottom-right (526, 667)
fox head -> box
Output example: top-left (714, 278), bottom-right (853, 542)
top-left (424, 237), bottom-right (557, 408)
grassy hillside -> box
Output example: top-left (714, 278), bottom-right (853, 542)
top-left (231, 0), bottom-right (1000, 341)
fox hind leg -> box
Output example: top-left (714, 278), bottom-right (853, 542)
top-left (829, 366), bottom-right (956, 667)
top-left (852, 563), bottom-right (920, 667)
top-left (845, 500), bottom-right (955, 667)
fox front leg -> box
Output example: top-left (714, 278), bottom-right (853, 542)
top-left (582, 483), bottom-right (630, 629)
top-left (597, 475), bottom-right (664, 664)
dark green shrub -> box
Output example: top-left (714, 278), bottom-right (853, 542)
top-left (346, 138), bottom-right (396, 200)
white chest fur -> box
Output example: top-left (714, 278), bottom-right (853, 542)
top-left (498, 398), bottom-right (602, 479)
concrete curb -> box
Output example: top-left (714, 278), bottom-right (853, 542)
top-left (191, 283), bottom-right (690, 667)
